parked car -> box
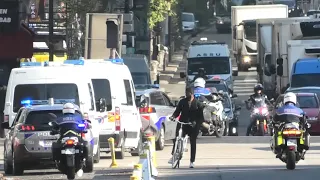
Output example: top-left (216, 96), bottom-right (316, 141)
top-left (222, 93), bottom-right (241, 136)
top-left (182, 12), bottom-right (198, 36)
top-left (272, 93), bottom-right (320, 135)
top-left (135, 89), bottom-right (177, 150)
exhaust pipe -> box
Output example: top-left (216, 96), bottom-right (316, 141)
top-left (202, 122), bottom-right (210, 129)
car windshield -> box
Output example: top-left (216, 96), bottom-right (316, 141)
top-left (307, 11), bottom-right (320, 16)
top-left (291, 74), bottom-right (320, 87)
top-left (182, 14), bottom-right (194, 22)
top-left (13, 84), bottom-right (79, 112)
top-left (273, 0), bottom-right (295, 7)
top-left (188, 57), bottom-right (230, 75)
top-left (131, 72), bottom-right (151, 85)
top-left (287, 89), bottom-right (320, 99)
top-left (205, 82), bottom-right (228, 92)
top-left (297, 96), bottom-right (318, 108)
top-left (25, 110), bottom-right (82, 126)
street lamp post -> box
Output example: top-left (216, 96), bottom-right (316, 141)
top-left (49, 0), bottom-right (54, 61)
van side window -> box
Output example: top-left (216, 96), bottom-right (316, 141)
top-left (91, 79), bottom-right (112, 111)
top-left (124, 80), bottom-right (133, 106)
top-left (87, 83), bottom-right (95, 111)
top-left (131, 80), bottom-right (136, 99)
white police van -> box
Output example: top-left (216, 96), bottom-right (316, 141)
top-left (4, 59), bottom-right (142, 161)
top-left (180, 37), bottom-right (237, 90)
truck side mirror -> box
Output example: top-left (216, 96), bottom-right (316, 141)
top-left (269, 64), bottom-right (276, 74)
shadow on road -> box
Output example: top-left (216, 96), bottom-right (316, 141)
top-left (253, 146), bottom-right (320, 152)
top-left (157, 165), bottom-right (320, 179)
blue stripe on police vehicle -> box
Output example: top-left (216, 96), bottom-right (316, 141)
top-left (155, 116), bottom-right (167, 130)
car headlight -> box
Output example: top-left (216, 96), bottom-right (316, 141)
top-left (217, 20), bottom-right (223, 24)
top-left (261, 108), bottom-right (268, 114)
top-left (253, 108), bottom-right (259, 113)
top-left (289, 9), bottom-right (291, 13)
top-left (308, 117), bottom-right (317, 121)
top-left (243, 56), bottom-right (251, 63)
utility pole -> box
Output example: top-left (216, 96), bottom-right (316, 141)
top-left (168, 15), bottom-right (172, 62)
top-left (49, 0), bottom-right (54, 61)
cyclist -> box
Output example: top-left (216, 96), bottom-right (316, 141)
top-left (168, 87), bottom-right (205, 168)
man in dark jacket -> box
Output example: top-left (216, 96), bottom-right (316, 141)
top-left (168, 87), bottom-right (205, 168)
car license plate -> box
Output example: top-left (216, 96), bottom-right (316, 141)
top-left (287, 139), bottom-right (297, 146)
top-left (64, 148), bottom-right (75, 154)
top-left (39, 140), bottom-right (52, 147)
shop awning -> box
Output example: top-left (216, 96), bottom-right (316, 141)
top-left (0, 23), bottom-right (34, 59)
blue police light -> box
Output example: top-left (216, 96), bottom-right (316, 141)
top-left (78, 123), bottom-right (85, 128)
top-left (20, 62), bottom-right (42, 67)
top-left (105, 58), bottom-right (124, 64)
top-left (21, 99), bottom-right (32, 106)
top-left (64, 59), bottom-right (85, 65)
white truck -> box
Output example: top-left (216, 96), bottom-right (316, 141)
top-left (285, 20), bottom-right (320, 88)
top-left (270, 17), bottom-right (314, 96)
top-left (231, 5), bottom-right (288, 71)
top-left (257, 17), bottom-right (309, 98)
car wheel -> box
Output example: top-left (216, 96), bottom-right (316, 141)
top-left (12, 150), bottom-right (24, 175)
top-left (223, 121), bottom-right (229, 136)
top-left (156, 125), bottom-right (165, 150)
top-left (93, 142), bottom-right (100, 163)
top-left (115, 139), bottom-right (125, 159)
top-left (4, 146), bottom-right (12, 175)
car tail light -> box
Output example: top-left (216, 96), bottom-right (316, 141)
top-left (65, 139), bottom-right (75, 145)
top-left (19, 125), bottom-right (35, 131)
top-left (283, 129), bottom-right (301, 136)
top-left (4, 115), bottom-right (9, 122)
top-left (139, 107), bottom-right (156, 114)
top-left (115, 107), bottom-right (121, 131)
top-left (142, 115), bottom-right (150, 120)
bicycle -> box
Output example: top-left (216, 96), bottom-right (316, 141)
top-left (171, 118), bottom-right (192, 169)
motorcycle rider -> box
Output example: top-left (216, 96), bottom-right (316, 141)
top-left (246, 84), bottom-right (271, 136)
top-left (193, 77), bottom-right (211, 101)
top-left (192, 68), bottom-right (208, 82)
top-left (168, 87), bottom-right (205, 168)
top-left (51, 103), bottom-right (89, 163)
top-left (272, 92), bottom-right (309, 158)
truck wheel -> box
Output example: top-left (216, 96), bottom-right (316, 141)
top-left (115, 139), bottom-right (125, 159)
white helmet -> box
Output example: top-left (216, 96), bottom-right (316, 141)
top-left (283, 92), bottom-right (297, 105)
top-left (194, 78), bottom-right (206, 88)
top-left (63, 103), bottom-right (75, 114)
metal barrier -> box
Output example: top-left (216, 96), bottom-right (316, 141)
top-left (108, 137), bottom-right (118, 168)
top-left (130, 136), bottom-right (158, 180)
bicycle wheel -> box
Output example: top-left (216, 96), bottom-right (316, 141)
top-left (172, 139), bottom-right (183, 169)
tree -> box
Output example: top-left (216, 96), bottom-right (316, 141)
top-left (148, 0), bottom-right (177, 29)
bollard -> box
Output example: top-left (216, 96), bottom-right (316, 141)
top-left (147, 136), bottom-right (157, 167)
top-left (130, 164), bottom-right (142, 180)
top-left (108, 137), bottom-right (118, 168)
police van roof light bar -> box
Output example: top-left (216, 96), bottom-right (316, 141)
top-left (20, 62), bottom-right (43, 67)
top-left (104, 58), bottom-right (124, 64)
top-left (21, 99), bottom-right (75, 106)
top-left (63, 59), bottom-right (85, 65)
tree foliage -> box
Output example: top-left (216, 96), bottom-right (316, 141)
top-left (148, 0), bottom-right (177, 29)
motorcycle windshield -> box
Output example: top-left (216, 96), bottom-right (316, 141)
top-left (253, 97), bottom-right (267, 108)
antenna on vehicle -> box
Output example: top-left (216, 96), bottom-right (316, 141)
top-left (48, 98), bottom-right (54, 105)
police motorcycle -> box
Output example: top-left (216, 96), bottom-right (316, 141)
top-left (197, 90), bottom-right (228, 138)
top-left (245, 96), bottom-right (272, 136)
top-left (270, 115), bottom-right (311, 170)
top-left (49, 119), bottom-right (92, 180)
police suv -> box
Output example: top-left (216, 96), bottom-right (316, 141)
top-left (2, 101), bottom-right (94, 175)
top-left (180, 37), bottom-right (236, 90)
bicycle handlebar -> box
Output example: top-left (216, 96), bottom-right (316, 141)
top-left (170, 118), bottom-right (192, 125)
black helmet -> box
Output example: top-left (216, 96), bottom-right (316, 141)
top-left (198, 68), bottom-right (205, 74)
top-left (254, 84), bottom-right (263, 93)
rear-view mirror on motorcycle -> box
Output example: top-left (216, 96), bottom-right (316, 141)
top-left (235, 105), bottom-right (241, 111)
top-left (48, 121), bottom-right (57, 127)
top-left (307, 123), bottom-right (311, 129)
top-left (232, 94), bottom-right (238, 98)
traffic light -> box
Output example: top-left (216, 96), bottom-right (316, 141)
top-left (276, 58), bottom-right (283, 76)
top-left (106, 20), bottom-right (119, 49)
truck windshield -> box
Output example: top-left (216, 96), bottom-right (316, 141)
top-left (244, 25), bottom-right (256, 42)
top-left (291, 74), bottom-right (320, 88)
top-left (187, 57), bottom-right (230, 75)
top-left (131, 72), bottom-right (151, 85)
top-left (13, 84), bottom-right (79, 112)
